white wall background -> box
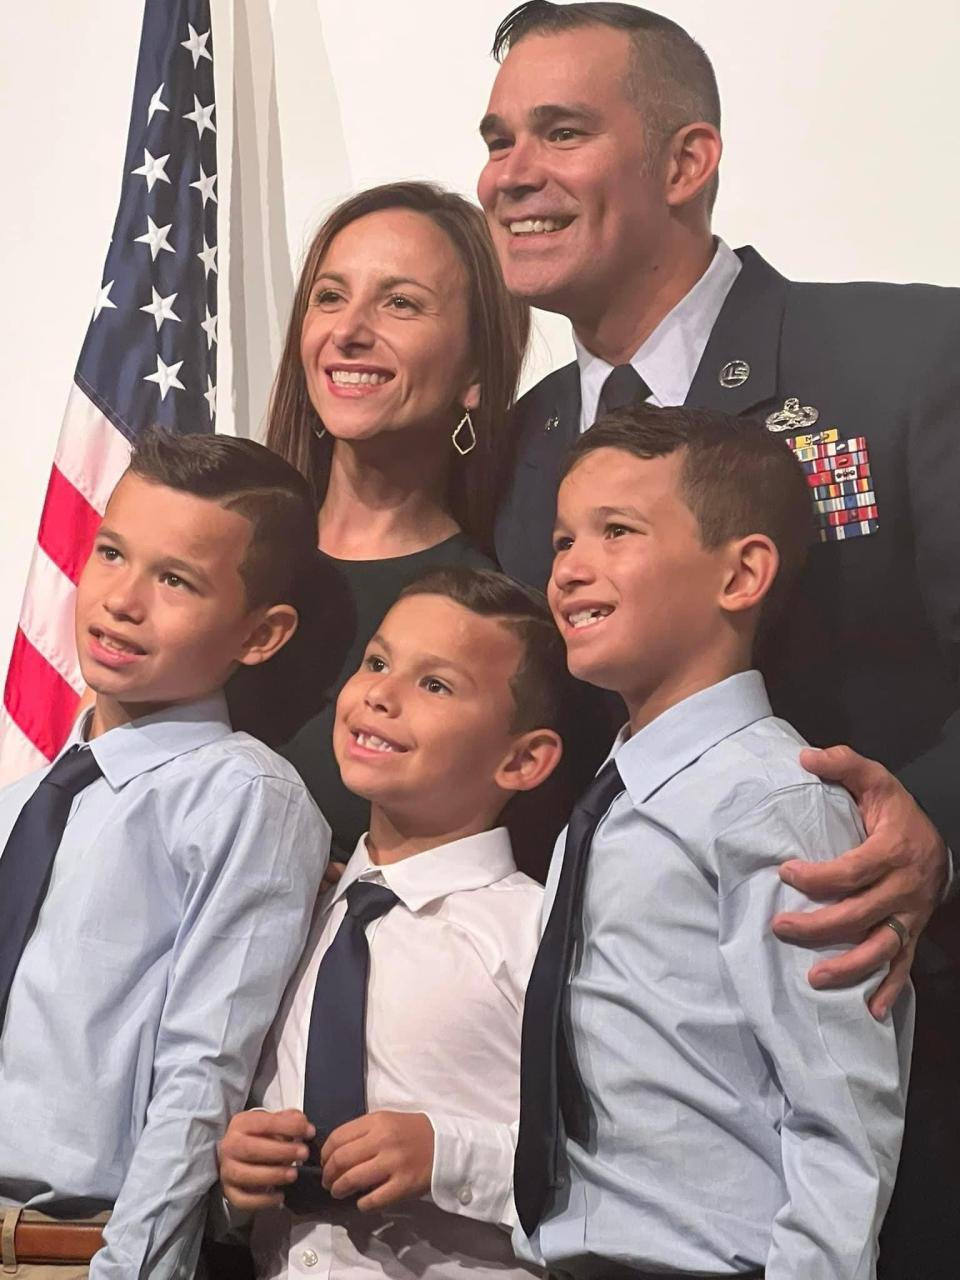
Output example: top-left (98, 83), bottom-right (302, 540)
top-left (2, 0), bottom-right (959, 679)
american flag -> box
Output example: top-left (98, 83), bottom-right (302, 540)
top-left (0, 0), bottom-right (218, 782)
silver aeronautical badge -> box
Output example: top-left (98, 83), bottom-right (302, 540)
top-left (718, 359), bottom-right (750, 388)
top-left (544, 415), bottom-right (559, 433)
top-left (765, 397), bottom-right (820, 433)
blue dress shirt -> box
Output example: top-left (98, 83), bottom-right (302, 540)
top-left (0, 692), bottom-right (330, 1280)
top-left (518, 671), bottom-right (913, 1280)
top-left (575, 237), bottom-right (742, 429)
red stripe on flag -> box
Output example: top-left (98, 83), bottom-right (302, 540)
top-left (3, 629), bottom-right (80, 763)
top-left (37, 465), bottom-right (102, 586)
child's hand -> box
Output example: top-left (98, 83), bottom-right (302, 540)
top-left (218, 1108), bottom-right (315, 1210)
top-left (321, 860), bottom-right (347, 892)
top-left (321, 1110), bottom-right (434, 1211)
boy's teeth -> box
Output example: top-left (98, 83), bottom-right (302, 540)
top-left (509, 217), bottom-right (567, 235)
top-left (568, 607), bottom-right (613, 629)
top-left (99, 632), bottom-right (138, 653)
top-left (356, 731), bottom-right (397, 753)
top-left (331, 369), bottom-right (390, 386)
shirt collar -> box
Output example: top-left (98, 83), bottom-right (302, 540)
top-left (575, 238), bottom-right (742, 427)
top-left (68, 691), bottom-right (234, 789)
top-left (612, 670), bottom-right (772, 805)
top-left (331, 826), bottom-right (519, 913)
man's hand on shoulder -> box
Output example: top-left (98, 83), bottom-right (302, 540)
top-left (218, 1108), bottom-right (315, 1211)
top-left (771, 745), bottom-right (947, 1019)
top-left (321, 1110), bottom-right (434, 1212)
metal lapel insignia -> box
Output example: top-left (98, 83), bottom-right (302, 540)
top-left (718, 359), bottom-right (750, 388)
top-left (765, 397), bottom-right (819, 433)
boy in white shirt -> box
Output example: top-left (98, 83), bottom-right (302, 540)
top-left (218, 567), bottom-right (567, 1280)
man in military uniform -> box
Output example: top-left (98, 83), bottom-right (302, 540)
top-left (478, 4), bottom-right (960, 1275)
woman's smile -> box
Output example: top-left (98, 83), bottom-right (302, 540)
top-left (325, 364), bottom-right (396, 397)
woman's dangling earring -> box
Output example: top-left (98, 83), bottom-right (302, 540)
top-left (452, 409), bottom-right (476, 456)
top-left (312, 424), bottom-right (327, 440)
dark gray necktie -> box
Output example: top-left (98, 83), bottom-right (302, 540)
top-left (288, 879), bottom-right (400, 1211)
top-left (0, 744), bottom-right (102, 1034)
top-left (514, 759), bottom-right (625, 1235)
top-left (596, 364), bottom-right (651, 421)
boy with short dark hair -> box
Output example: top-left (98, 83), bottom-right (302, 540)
top-left (218, 567), bottom-right (567, 1280)
top-left (514, 406), bottom-right (913, 1280)
top-left (0, 429), bottom-right (330, 1279)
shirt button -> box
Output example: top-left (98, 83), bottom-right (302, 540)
top-left (301, 1248), bottom-right (319, 1268)
top-left (458, 1186), bottom-right (473, 1206)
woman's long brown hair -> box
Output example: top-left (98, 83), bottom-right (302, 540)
top-left (265, 182), bottom-right (530, 557)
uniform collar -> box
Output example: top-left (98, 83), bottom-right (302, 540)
top-left (685, 245), bottom-right (789, 415)
top-left (331, 826), bottom-right (519, 913)
top-left (612, 671), bottom-right (772, 805)
top-left (575, 238), bottom-right (742, 423)
top-left (68, 691), bottom-right (234, 790)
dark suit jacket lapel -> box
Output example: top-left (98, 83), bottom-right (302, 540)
top-left (518, 359), bottom-right (581, 526)
top-left (505, 361), bottom-right (581, 588)
top-left (685, 246), bottom-right (789, 415)
top-left (520, 360), bottom-right (581, 471)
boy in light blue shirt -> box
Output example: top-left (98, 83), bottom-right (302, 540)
top-left (0, 430), bottom-right (330, 1279)
top-left (515, 407), bottom-right (913, 1280)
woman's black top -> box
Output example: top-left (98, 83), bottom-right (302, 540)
top-left (277, 533), bottom-right (493, 858)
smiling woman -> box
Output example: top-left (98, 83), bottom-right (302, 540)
top-left (255, 182), bottom-right (530, 857)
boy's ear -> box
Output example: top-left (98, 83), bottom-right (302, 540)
top-left (236, 604), bottom-right (300, 667)
top-left (495, 728), bottom-right (564, 795)
top-left (718, 534), bottom-right (779, 616)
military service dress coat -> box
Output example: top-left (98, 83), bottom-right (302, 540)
top-left (497, 246), bottom-right (960, 856)
top-left (495, 246), bottom-right (960, 1279)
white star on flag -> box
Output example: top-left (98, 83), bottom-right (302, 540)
top-left (144, 355), bottom-right (185, 401)
top-left (184, 95), bottom-right (216, 139)
top-left (147, 83), bottom-right (169, 124)
top-left (93, 280), bottom-right (117, 320)
top-left (204, 375), bottom-right (217, 421)
top-left (131, 149), bottom-right (171, 192)
top-left (181, 24), bottom-right (213, 68)
top-left (197, 238), bottom-right (218, 278)
top-left (190, 167), bottom-right (217, 207)
top-left (200, 307), bottom-right (218, 348)
top-left (134, 216), bottom-right (175, 260)
top-left (140, 288), bottom-right (181, 332)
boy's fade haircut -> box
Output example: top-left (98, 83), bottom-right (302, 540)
top-left (128, 427), bottom-right (317, 609)
top-left (563, 405), bottom-right (814, 621)
top-left (397, 567), bottom-right (569, 734)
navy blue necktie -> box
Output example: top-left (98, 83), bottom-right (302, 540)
top-left (596, 364), bottom-right (651, 420)
top-left (514, 760), bottom-right (625, 1235)
top-left (287, 879), bottom-right (399, 1212)
top-left (0, 744), bottom-right (102, 1033)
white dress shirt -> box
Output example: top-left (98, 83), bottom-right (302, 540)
top-left (516, 672), bottom-right (912, 1280)
top-left (0, 693), bottom-right (330, 1280)
top-left (250, 827), bottom-right (542, 1280)
top-left (576, 237), bottom-right (742, 430)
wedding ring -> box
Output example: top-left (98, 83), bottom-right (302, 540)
top-left (883, 916), bottom-right (909, 950)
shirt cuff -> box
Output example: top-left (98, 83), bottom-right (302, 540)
top-left (425, 1111), bottom-right (517, 1229)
